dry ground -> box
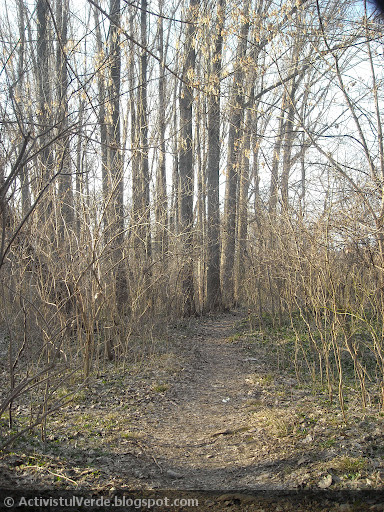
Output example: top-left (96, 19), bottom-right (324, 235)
top-left (1, 311), bottom-right (384, 510)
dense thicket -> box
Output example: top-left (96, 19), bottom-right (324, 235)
top-left (0, 0), bottom-right (383, 443)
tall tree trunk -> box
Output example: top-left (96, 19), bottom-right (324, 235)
top-left (94, 5), bottom-right (109, 239)
top-left (251, 47), bottom-right (266, 220)
top-left (75, 98), bottom-right (84, 237)
top-left (36, 0), bottom-right (53, 220)
top-left (138, 0), bottom-right (151, 262)
top-left (234, 98), bottom-right (252, 304)
top-left (179, 0), bottom-right (198, 316)
top-left (131, 2), bottom-right (151, 267)
top-left (205, 0), bottom-right (225, 312)
top-left (170, 80), bottom-right (180, 235)
top-left (108, 0), bottom-right (128, 318)
top-left (269, 91), bottom-right (287, 214)
top-left (196, 88), bottom-right (206, 312)
top-left (56, 0), bottom-right (73, 236)
top-left (155, 0), bottom-right (168, 262)
top-left (129, 8), bottom-right (140, 252)
top-left (17, 0), bottom-right (30, 216)
top-left (281, 51), bottom-right (300, 211)
top-left (221, 0), bottom-right (250, 308)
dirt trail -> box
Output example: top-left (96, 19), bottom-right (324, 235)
top-left (138, 312), bottom-right (265, 490)
top-left (132, 315), bottom-right (292, 490)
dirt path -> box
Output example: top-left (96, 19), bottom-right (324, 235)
top-left (137, 312), bottom-right (265, 490)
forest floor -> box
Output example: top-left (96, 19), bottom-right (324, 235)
top-left (1, 311), bottom-right (384, 510)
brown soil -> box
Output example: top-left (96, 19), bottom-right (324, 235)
top-left (1, 311), bottom-right (384, 510)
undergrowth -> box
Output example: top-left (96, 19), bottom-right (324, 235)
top-left (238, 309), bottom-right (384, 415)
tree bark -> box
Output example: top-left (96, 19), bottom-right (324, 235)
top-left (205, 0), bottom-right (225, 312)
top-left (221, 0), bottom-right (250, 308)
top-left (179, 0), bottom-right (198, 316)
top-left (94, 4), bottom-right (110, 239)
top-left (138, 0), bottom-right (152, 262)
top-left (108, 0), bottom-right (128, 318)
top-left (56, 0), bottom-right (73, 235)
top-left (17, 0), bottom-right (30, 217)
top-left (155, 0), bottom-right (168, 262)
top-left (281, 50), bottom-right (300, 211)
top-left (234, 98), bottom-right (252, 304)
top-left (269, 92), bottom-right (287, 214)
top-left (36, 0), bottom-right (54, 219)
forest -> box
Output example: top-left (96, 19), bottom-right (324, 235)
top-left (1, 0), bottom-right (384, 505)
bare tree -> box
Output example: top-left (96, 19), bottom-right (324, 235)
top-left (107, 0), bottom-right (128, 319)
top-left (36, 0), bottom-right (54, 219)
top-left (205, 0), bottom-right (225, 312)
top-left (136, 0), bottom-right (152, 263)
top-left (154, 0), bottom-right (168, 263)
top-left (178, 0), bottom-right (198, 316)
top-left (55, 0), bottom-right (74, 234)
top-left (16, 0), bottom-right (31, 216)
top-left (221, 0), bottom-right (251, 308)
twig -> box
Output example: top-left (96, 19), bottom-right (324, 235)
top-left (23, 465), bottom-right (78, 485)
